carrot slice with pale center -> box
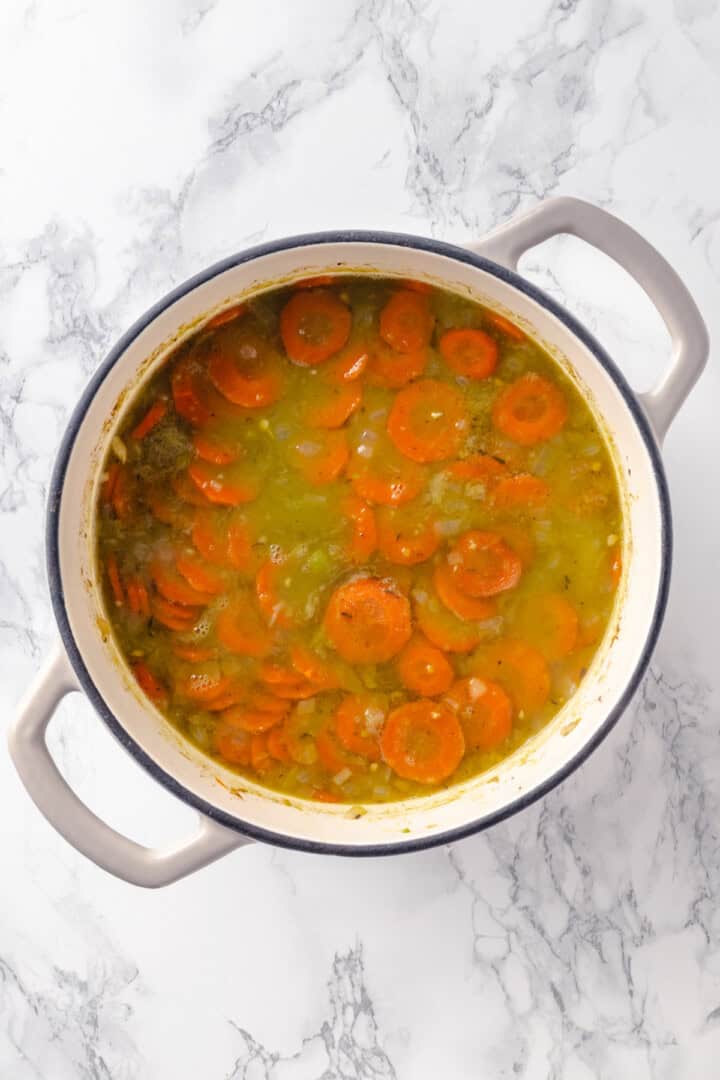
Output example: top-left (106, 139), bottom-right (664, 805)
top-left (492, 373), bottom-right (567, 446)
top-left (387, 379), bottom-right (468, 463)
top-left (216, 598), bottom-right (273, 657)
top-left (380, 700), bottom-right (464, 784)
top-left (175, 550), bottom-right (226, 596)
top-left (324, 577), bottom-right (412, 663)
top-left (334, 695), bottom-right (383, 761)
top-left (379, 290), bottom-right (434, 353)
top-left (439, 328), bottom-right (498, 380)
top-left (444, 677), bottom-right (513, 751)
top-left (280, 290), bottom-right (352, 366)
top-left (187, 460), bottom-right (260, 506)
top-left (303, 382), bottom-right (362, 428)
top-left (413, 586), bottom-right (483, 653)
top-left (396, 636), bottom-right (454, 696)
top-left (470, 638), bottom-right (551, 714)
top-left (208, 338), bottom-right (283, 408)
top-left (433, 562), bottom-right (498, 622)
top-left (213, 724), bottom-right (252, 765)
top-left (449, 531), bottom-right (522, 598)
top-left (366, 341), bottom-right (427, 388)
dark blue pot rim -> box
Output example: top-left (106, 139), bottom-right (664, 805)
top-left (46, 230), bottom-right (672, 858)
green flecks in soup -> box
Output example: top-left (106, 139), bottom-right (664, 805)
top-left (95, 276), bottom-right (623, 804)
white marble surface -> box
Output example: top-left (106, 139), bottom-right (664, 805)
top-left (1, 0), bottom-right (719, 1076)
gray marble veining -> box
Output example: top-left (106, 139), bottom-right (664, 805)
top-left (1, 0), bottom-right (719, 1076)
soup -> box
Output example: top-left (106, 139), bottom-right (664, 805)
top-left (95, 275), bottom-right (622, 804)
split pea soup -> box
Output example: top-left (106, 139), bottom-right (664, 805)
top-left (96, 275), bottom-right (622, 804)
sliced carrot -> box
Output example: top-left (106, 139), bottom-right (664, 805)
top-left (187, 460), bottom-right (260, 506)
top-left (342, 494), bottom-right (377, 562)
top-left (106, 554), bottom-right (124, 606)
top-left (213, 723), bottom-right (251, 766)
top-left (175, 550), bottom-right (227, 596)
top-left (131, 661), bottom-right (168, 706)
top-left (126, 578), bottom-right (150, 617)
top-left (312, 788), bottom-right (342, 803)
top-left (171, 357), bottom-right (211, 426)
top-left (493, 473), bottom-right (550, 509)
top-left (433, 562), bottom-right (497, 622)
top-left (110, 466), bottom-right (132, 519)
top-left (270, 679), bottom-right (319, 701)
top-left (207, 340), bottom-right (283, 408)
top-left (316, 727), bottom-right (360, 774)
top-left (267, 726), bottom-right (291, 763)
top-left (414, 588), bottom-right (483, 653)
top-left (303, 382), bottom-right (362, 428)
top-left (379, 290), bottom-right (434, 353)
top-left (350, 451), bottom-right (426, 506)
top-left (256, 557), bottom-right (294, 628)
top-left (380, 700), bottom-right (464, 784)
top-left (387, 380), bottom-right (468, 463)
top-left (152, 558), bottom-right (215, 606)
top-left (180, 671), bottom-right (234, 704)
top-left (171, 469), bottom-right (215, 508)
top-left (449, 531), bottom-right (522, 597)
top-left (216, 598), bottom-right (273, 657)
top-left (444, 677), bottom-right (513, 751)
top-left (151, 595), bottom-right (201, 632)
top-left (248, 690), bottom-right (291, 716)
top-left (222, 704), bottom-right (283, 733)
top-left (205, 302), bottom-right (246, 330)
top-left (401, 278), bottom-right (432, 294)
top-left (204, 686), bottom-right (247, 711)
top-left (471, 638), bottom-right (551, 714)
top-left (486, 311), bottom-right (525, 341)
top-left (145, 487), bottom-right (187, 527)
top-left (288, 430), bottom-right (349, 485)
top-left (396, 636), bottom-right (454, 696)
top-left (447, 454), bottom-right (508, 484)
top-left (290, 644), bottom-right (340, 690)
top-left (492, 373), bottom-right (568, 445)
top-left (366, 342), bottom-right (427, 389)
top-left (334, 696), bottom-right (382, 761)
top-left (280, 290), bottom-right (352, 366)
top-left (191, 510), bottom-right (229, 566)
top-left (260, 661), bottom-right (302, 687)
top-left (192, 429), bottom-right (242, 465)
top-left (323, 339), bottom-right (370, 384)
top-left (376, 508), bottom-right (440, 566)
top-left (172, 642), bottom-right (217, 662)
top-left (515, 593), bottom-right (578, 661)
top-left (131, 398), bottom-right (167, 440)
top-left (439, 328), bottom-right (498, 380)
top-left (324, 577), bottom-right (412, 664)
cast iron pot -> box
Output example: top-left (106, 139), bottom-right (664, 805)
top-left (8, 198), bottom-right (708, 887)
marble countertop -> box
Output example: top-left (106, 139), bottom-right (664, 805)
top-left (2, 1), bottom-right (719, 1076)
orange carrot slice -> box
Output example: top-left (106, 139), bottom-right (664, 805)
top-left (379, 290), bottom-right (434, 353)
top-left (216, 598), bottom-right (273, 657)
top-left (205, 302), bottom-right (246, 330)
top-left (280, 290), bottom-right (352, 366)
top-left (187, 460), bottom-right (260, 506)
top-left (387, 380), bottom-right (468, 463)
top-left (324, 577), bottom-right (412, 663)
top-left (471, 638), bottom-right (551, 714)
top-left (493, 473), bottom-right (549, 509)
top-left (175, 550), bottom-right (227, 595)
top-left (439, 328), bottom-right (498, 380)
top-left (151, 559), bottom-right (215, 606)
top-left (514, 593), bottom-right (578, 661)
top-left (376, 508), bottom-right (440, 566)
top-left (444, 677), bottom-right (513, 751)
top-left (342, 494), bottom-right (377, 562)
top-left (132, 661), bottom-right (168, 706)
top-left (396, 636), bottom-right (454, 696)
top-left (380, 700), bottom-right (464, 783)
top-left (288, 430), bottom-right (349, 485)
top-left (334, 696), bottom-right (382, 761)
top-left (449, 531), bottom-right (522, 597)
top-left (192, 429), bottom-right (242, 465)
top-left (171, 357), bottom-right (211, 426)
top-left (106, 554), bottom-right (124, 606)
top-left (492, 373), bottom-right (567, 445)
top-left (131, 399), bottom-right (168, 440)
top-left (432, 562), bottom-right (497, 621)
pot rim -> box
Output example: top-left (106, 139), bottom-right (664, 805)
top-left (46, 229), bottom-right (672, 856)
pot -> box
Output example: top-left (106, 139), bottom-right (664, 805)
top-left (8, 198), bottom-right (708, 887)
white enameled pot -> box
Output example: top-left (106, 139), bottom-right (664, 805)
top-left (9, 198), bottom-right (708, 888)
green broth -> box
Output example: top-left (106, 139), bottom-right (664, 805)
top-left (96, 275), bottom-right (622, 804)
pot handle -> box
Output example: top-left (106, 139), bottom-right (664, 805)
top-left (471, 196), bottom-right (709, 442)
top-left (8, 645), bottom-right (249, 887)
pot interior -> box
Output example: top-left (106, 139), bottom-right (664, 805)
top-left (52, 236), bottom-right (668, 850)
